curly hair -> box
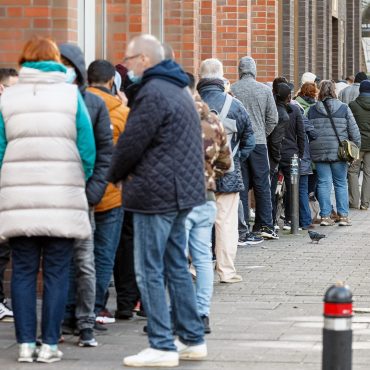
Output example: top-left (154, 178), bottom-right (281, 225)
top-left (298, 82), bottom-right (318, 99)
top-left (318, 80), bottom-right (337, 101)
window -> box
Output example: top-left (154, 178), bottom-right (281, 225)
top-left (149, 0), bottom-right (164, 42)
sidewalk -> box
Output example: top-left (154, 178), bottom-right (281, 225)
top-left (1, 209), bottom-right (370, 369)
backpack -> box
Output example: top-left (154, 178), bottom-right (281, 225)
top-left (214, 94), bottom-right (239, 173)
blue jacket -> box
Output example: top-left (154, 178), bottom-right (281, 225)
top-left (197, 80), bottom-right (255, 193)
top-left (107, 60), bottom-right (206, 213)
top-left (308, 98), bottom-right (361, 162)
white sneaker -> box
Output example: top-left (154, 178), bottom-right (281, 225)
top-left (174, 339), bottom-right (207, 360)
top-left (18, 343), bottom-right (37, 363)
top-left (37, 344), bottom-right (63, 363)
top-left (220, 274), bottom-right (243, 284)
top-left (0, 300), bottom-right (14, 322)
top-left (249, 208), bottom-right (256, 220)
top-left (123, 348), bottom-right (179, 367)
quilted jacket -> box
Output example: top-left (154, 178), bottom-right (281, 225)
top-left (308, 98), bottom-right (361, 162)
top-left (107, 60), bottom-right (206, 213)
top-left (197, 79), bottom-right (255, 193)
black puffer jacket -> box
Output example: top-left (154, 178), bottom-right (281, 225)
top-left (59, 44), bottom-right (113, 206)
top-left (197, 79), bottom-right (255, 193)
top-left (268, 101), bottom-right (289, 172)
top-left (107, 60), bottom-right (206, 213)
top-left (280, 103), bottom-right (306, 166)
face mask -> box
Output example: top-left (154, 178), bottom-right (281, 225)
top-left (66, 67), bottom-right (77, 84)
top-left (127, 70), bottom-right (142, 84)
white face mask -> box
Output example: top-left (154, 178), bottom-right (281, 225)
top-left (127, 70), bottom-right (142, 84)
top-left (66, 67), bottom-right (77, 84)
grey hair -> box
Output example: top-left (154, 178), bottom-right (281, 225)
top-left (318, 80), bottom-right (337, 101)
top-left (199, 58), bottom-right (224, 79)
top-left (129, 34), bottom-right (165, 64)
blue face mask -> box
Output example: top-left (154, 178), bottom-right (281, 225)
top-left (128, 70), bottom-right (142, 84)
top-left (66, 67), bottom-right (77, 84)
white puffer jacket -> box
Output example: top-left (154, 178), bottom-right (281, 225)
top-left (0, 67), bottom-right (91, 239)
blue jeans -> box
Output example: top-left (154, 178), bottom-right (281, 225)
top-left (133, 210), bottom-right (204, 351)
top-left (316, 162), bottom-right (349, 217)
top-left (10, 236), bottom-right (73, 344)
top-left (185, 201), bottom-right (217, 317)
top-left (94, 207), bottom-right (124, 314)
top-left (299, 175), bottom-right (312, 227)
top-left (241, 144), bottom-right (273, 229)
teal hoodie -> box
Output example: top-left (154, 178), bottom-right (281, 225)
top-left (0, 61), bottom-right (95, 180)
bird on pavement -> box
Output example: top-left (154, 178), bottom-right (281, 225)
top-left (308, 230), bottom-right (326, 243)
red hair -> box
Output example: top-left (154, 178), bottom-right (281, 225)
top-left (19, 36), bottom-right (61, 65)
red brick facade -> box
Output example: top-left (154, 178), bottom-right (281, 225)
top-left (0, 0), bottom-right (364, 296)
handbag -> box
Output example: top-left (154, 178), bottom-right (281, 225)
top-left (322, 100), bottom-right (359, 163)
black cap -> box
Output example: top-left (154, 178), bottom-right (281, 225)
top-left (360, 80), bottom-right (370, 94)
top-left (355, 72), bottom-right (368, 83)
top-left (276, 83), bottom-right (291, 101)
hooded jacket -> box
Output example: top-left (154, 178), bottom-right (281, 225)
top-left (59, 44), bottom-right (113, 206)
top-left (87, 86), bottom-right (129, 211)
top-left (308, 98), bottom-right (361, 162)
top-left (231, 57), bottom-right (278, 145)
top-left (349, 95), bottom-right (370, 151)
top-left (197, 78), bottom-right (255, 193)
top-left (0, 61), bottom-right (95, 239)
top-left (107, 60), bottom-right (206, 213)
top-left (338, 83), bottom-right (360, 105)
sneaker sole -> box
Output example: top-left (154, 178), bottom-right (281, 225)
top-left (338, 223), bottom-right (352, 226)
top-left (320, 223), bottom-right (334, 226)
top-left (123, 359), bottom-right (179, 367)
top-left (260, 233), bottom-right (279, 240)
top-left (78, 341), bottom-right (98, 347)
top-left (0, 317), bottom-right (14, 323)
top-left (179, 351), bottom-right (207, 360)
top-left (96, 317), bottom-right (115, 324)
top-left (37, 358), bottom-right (62, 363)
top-left (18, 358), bottom-right (34, 363)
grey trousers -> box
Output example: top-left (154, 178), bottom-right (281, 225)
top-left (348, 151), bottom-right (370, 209)
top-left (65, 210), bottom-right (96, 330)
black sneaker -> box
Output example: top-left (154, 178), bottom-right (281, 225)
top-left (260, 226), bottom-right (279, 240)
top-left (238, 232), bottom-right (264, 246)
top-left (201, 315), bottom-right (211, 334)
top-left (93, 322), bottom-right (108, 332)
top-left (78, 328), bottom-right (98, 347)
top-left (115, 309), bottom-right (133, 320)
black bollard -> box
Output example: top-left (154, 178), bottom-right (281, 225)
top-left (290, 154), bottom-right (299, 234)
top-left (322, 282), bottom-right (353, 370)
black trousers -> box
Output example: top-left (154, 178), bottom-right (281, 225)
top-left (114, 211), bottom-right (140, 312)
top-left (0, 242), bottom-right (11, 302)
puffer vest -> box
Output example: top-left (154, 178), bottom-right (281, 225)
top-left (0, 67), bottom-right (91, 239)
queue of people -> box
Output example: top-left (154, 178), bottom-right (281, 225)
top-left (0, 34), bottom-right (367, 367)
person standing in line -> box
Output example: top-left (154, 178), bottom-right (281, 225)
top-left (231, 56), bottom-right (279, 240)
top-left (339, 72), bottom-right (368, 104)
top-left (0, 36), bottom-right (95, 363)
top-left (348, 80), bottom-right (370, 210)
top-left (59, 44), bottom-right (113, 347)
top-left (108, 34), bottom-right (207, 368)
top-left (308, 80), bottom-right (360, 226)
top-left (197, 58), bottom-right (256, 284)
top-left (86, 60), bottom-right (129, 324)
top-left (0, 68), bottom-right (18, 323)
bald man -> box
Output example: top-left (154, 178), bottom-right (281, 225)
top-left (107, 35), bottom-right (207, 367)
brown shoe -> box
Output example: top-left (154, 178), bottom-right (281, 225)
top-left (338, 217), bottom-right (352, 226)
top-left (330, 210), bottom-right (340, 223)
top-left (320, 217), bottom-right (335, 226)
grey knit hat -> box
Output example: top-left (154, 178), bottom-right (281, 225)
top-left (238, 56), bottom-right (256, 79)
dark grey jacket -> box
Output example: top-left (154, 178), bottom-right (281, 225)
top-left (308, 98), bottom-right (361, 162)
top-left (59, 44), bottom-right (113, 206)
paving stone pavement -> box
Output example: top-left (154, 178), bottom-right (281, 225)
top-left (1, 209), bottom-right (370, 369)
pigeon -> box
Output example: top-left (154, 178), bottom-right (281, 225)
top-left (308, 230), bottom-right (326, 243)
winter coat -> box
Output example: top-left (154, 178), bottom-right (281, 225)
top-left (268, 101), bottom-right (289, 172)
top-left (280, 103), bottom-right (306, 167)
top-left (59, 44), bottom-right (113, 206)
top-left (197, 79), bottom-right (255, 193)
top-left (338, 83), bottom-right (360, 104)
top-left (308, 98), bottom-right (361, 162)
top-left (349, 95), bottom-right (370, 151)
top-left (0, 61), bottom-right (95, 239)
top-left (87, 86), bottom-right (129, 212)
top-left (107, 60), bottom-right (206, 213)
top-left (231, 57), bottom-right (278, 145)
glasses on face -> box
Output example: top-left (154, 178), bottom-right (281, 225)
top-left (122, 53), bottom-right (142, 63)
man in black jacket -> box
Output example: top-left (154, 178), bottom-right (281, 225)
top-left (59, 44), bottom-right (113, 347)
top-left (108, 34), bottom-right (206, 367)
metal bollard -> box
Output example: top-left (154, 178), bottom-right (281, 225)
top-left (322, 282), bottom-right (353, 370)
top-left (290, 154), bottom-right (299, 234)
